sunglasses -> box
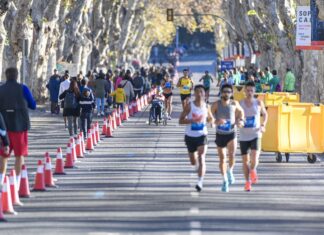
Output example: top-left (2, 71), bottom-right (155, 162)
top-left (222, 90), bottom-right (232, 94)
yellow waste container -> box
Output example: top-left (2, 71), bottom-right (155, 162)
top-left (233, 86), bottom-right (245, 101)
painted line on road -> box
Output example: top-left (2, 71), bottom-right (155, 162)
top-left (190, 207), bottom-right (199, 214)
top-left (190, 221), bottom-right (202, 235)
top-left (191, 192), bottom-right (199, 198)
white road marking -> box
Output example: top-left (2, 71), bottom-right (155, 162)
top-left (190, 207), bottom-right (199, 214)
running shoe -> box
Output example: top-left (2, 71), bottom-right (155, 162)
top-left (244, 181), bottom-right (252, 192)
top-left (227, 170), bottom-right (235, 185)
top-left (250, 170), bottom-right (258, 184)
top-left (221, 181), bottom-right (229, 192)
top-left (195, 184), bottom-right (202, 192)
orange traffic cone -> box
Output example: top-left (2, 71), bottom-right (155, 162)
top-left (76, 135), bottom-right (84, 158)
top-left (44, 156), bottom-right (56, 188)
top-left (95, 122), bottom-right (100, 143)
top-left (70, 137), bottom-right (77, 162)
top-left (54, 147), bottom-right (66, 175)
top-left (19, 165), bottom-right (30, 198)
top-left (86, 129), bottom-right (94, 151)
top-left (80, 132), bottom-right (86, 154)
top-left (144, 94), bottom-right (148, 106)
top-left (106, 121), bottom-right (113, 137)
top-left (140, 96), bottom-right (144, 109)
top-left (91, 125), bottom-right (97, 146)
top-left (9, 170), bottom-right (23, 206)
top-left (112, 112), bottom-right (117, 130)
top-left (134, 100), bottom-right (139, 113)
top-left (33, 160), bottom-right (46, 192)
top-left (64, 143), bottom-right (74, 168)
top-left (102, 117), bottom-right (107, 135)
top-left (125, 105), bottom-right (130, 120)
top-left (0, 189), bottom-right (6, 221)
top-left (2, 176), bottom-right (17, 215)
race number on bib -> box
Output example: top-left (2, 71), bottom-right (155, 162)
top-left (217, 120), bottom-right (231, 131)
top-left (244, 116), bottom-right (256, 128)
top-left (191, 122), bottom-right (205, 131)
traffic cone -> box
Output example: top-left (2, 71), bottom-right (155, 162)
top-left (70, 137), bottom-right (77, 162)
top-left (19, 165), bottom-right (30, 198)
top-left (0, 188), bottom-right (6, 221)
top-left (76, 135), bottom-right (84, 158)
top-left (102, 117), bottom-right (107, 135)
top-left (86, 129), bottom-right (94, 151)
top-left (125, 105), bottom-right (130, 120)
top-left (140, 96), bottom-right (144, 109)
top-left (95, 122), bottom-right (100, 143)
top-left (91, 125), bottom-right (98, 146)
top-left (105, 121), bottom-right (113, 137)
top-left (54, 147), bottom-right (66, 175)
top-left (112, 112), bottom-right (117, 130)
top-left (2, 176), bottom-right (17, 214)
top-left (144, 94), bottom-right (148, 106)
top-left (33, 160), bottom-right (46, 192)
top-left (80, 132), bottom-right (86, 154)
top-left (9, 170), bottom-right (23, 206)
top-left (137, 98), bottom-right (142, 111)
top-left (64, 143), bottom-right (74, 168)
top-left (134, 100), bottom-right (139, 113)
top-left (44, 156), bottom-right (56, 188)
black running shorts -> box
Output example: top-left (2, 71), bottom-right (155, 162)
top-left (185, 135), bottom-right (208, 153)
top-left (180, 94), bottom-right (191, 101)
top-left (215, 132), bottom-right (236, 148)
top-left (240, 138), bottom-right (261, 155)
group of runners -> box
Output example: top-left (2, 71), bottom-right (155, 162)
top-left (176, 68), bottom-right (268, 192)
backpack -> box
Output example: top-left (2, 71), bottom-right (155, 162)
top-left (64, 91), bottom-right (78, 109)
top-left (133, 76), bottom-right (143, 89)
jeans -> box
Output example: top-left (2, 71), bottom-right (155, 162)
top-left (80, 113), bottom-right (92, 138)
top-left (67, 116), bottom-right (78, 136)
top-left (134, 89), bottom-right (142, 100)
top-left (96, 97), bottom-right (105, 113)
top-left (50, 102), bottom-right (59, 114)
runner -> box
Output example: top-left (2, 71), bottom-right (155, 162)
top-left (161, 73), bottom-right (173, 119)
top-left (179, 85), bottom-right (214, 192)
top-left (177, 69), bottom-right (194, 109)
top-left (199, 70), bottom-right (214, 103)
top-left (239, 82), bottom-right (268, 191)
top-left (211, 84), bottom-right (244, 192)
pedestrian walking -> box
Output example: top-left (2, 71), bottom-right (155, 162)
top-left (46, 69), bottom-right (61, 114)
top-left (0, 67), bottom-right (36, 187)
top-left (132, 71), bottom-right (145, 99)
top-left (0, 112), bottom-right (10, 184)
top-left (79, 88), bottom-right (95, 139)
top-left (59, 80), bottom-right (81, 137)
top-left (284, 68), bottom-right (296, 92)
top-left (94, 71), bottom-right (109, 117)
top-left (59, 74), bottom-right (71, 128)
top-left (120, 70), bottom-right (134, 104)
top-left (110, 84), bottom-right (126, 113)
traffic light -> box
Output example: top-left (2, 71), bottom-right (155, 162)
top-left (167, 9), bottom-right (174, 22)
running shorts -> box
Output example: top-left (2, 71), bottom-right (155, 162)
top-left (185, 135), bottom-right (207, 153)
top-left (180, 94), bottom-right (191, 102)
top-left (215, 132), bottom-right (236, 148)
top-left (239, 138), bottom-right (261, 155)
top-left (0, 131), bottom-right (28, 158)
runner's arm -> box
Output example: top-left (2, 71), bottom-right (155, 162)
top-left (207, 104), bottom-right (215, 124)
top-left (234, 101), bottom-right (245, 127)
top-left (259, 100), bottom-right (268, 127)
top-left (179, 104), bottom-right (192, 125)
top-left (176, 78), bottom-right (182, 88)
top-left (210, 102), bottom-right (218, 125)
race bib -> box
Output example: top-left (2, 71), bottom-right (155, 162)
top-left (244, 116), bottom-right (256, 128)
top-left (191, 122), bottom-right (205, 131)
top-left (183, 85), bottom-right (190, 90)
top-left (217, 120), bottom-right (231, 131)
top-left (165, 82), bottom-right (172, 89)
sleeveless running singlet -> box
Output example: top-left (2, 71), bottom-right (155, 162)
top-left (185, 101), bottom-right (208, 137)
top-left (239, 99), bottom-right (261, 141)
top-left (215, 100), bottom-right (236, 135)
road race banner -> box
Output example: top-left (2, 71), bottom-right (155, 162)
top-left (296, 3), bottom-right (324, 50)
top-left (220, 61), bottom-right (234, 72)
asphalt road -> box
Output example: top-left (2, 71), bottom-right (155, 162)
top-left (1, 54), bottom-right (324, 235)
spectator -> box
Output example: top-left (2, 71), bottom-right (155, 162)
top-left (59, 80), bottom-right (81, 137)
top-left (269, 70), bottom-right (281, 92)
top-left (0, 67), bottom-right (36, 186)
top-left (79, 88), bottom-right (95, 139)
top-left (133, 71), bottom-right (145, 99)
top-left (47, 69), bottom-right (61, 114)
top-left (120, 70), bottom-right (135, 104)
top-left (0, 112), bottom-right (10, 184)
top-left (94, 71), bottom-right (109, 117)
top-left (58, 74), bottom-right (71, 128)
top-left (284, 68), bottom-right (296, 92)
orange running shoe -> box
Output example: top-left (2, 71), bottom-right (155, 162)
top-left (245, 181), bottom-right (252, 192)
top-left (250, 169), bottom-right (258, 184)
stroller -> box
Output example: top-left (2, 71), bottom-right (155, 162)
top-left (148, 98), bottom-right (168, 126)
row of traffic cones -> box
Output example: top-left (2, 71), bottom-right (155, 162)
top-left (1, 90), bottom-right (156, 221)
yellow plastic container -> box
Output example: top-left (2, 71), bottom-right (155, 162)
top-left (233, 86), bottom-right (245, 101)
top-left (262, 103), bottom-right (324, 153)
top-left (255, 92), bottom-right (300, 106)
top-left (273, 92), bottom-right (300, 103)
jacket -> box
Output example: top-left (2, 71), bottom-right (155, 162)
top-left (79, 92), bottom-right (95, 114)
top-left (94, 78), bottom-right (109, 98)
top-left (284, 72), bottom-right (296, 92)
top-left (0, 80), bottom-right (36, 132)
top-left (47, 75), bottom-right (61, 102)
top-left (110, 88), bottom-right (126, 104)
